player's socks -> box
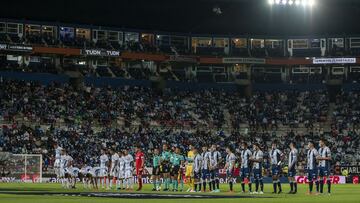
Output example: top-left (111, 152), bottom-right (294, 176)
top-left (272, 181), bottom-right (277, 193)
top-left (290, 181), bottom-right (294, 192)
top-left (255, 179), bottom-right (259, 192)
top-left (294, 182), bottom-right (297, 193)
top-left (172, 179), bottom-right (176, 190)
top-left (277, 181), bottom-right (282, 192)
top-left (194, 182), bottom-right (198, 191)
top-left (320, 178), bottom-right (324, 193)
top-left (216, 179), bottom-right (220, 190)
top-left (260, 180), bottom-right (264, 192)
top-left (315, 180), bottom-right (319, 193)
top-left (241, 183), bottom-right (245, 192)
top-left (180, 179), bottom-right (184, 191)
top-left (229, 181), bottom-right (233, 191)
top-left (175, 180), bottom-right (179, 190)
top-left (248, 183), bottom-right (252, 192)
top-left (203, 181), bottom-right (207, 192)
top-left (309, 181), bottom-right (314, 193)
top-left (327, 179), bottom-right (331, 193)
top-left (209, 181), bottom-right (212, 191)
top-left (199, 181), bottom-right (202, 191)
top-left (212, 180), bottom-right (215, 191)
top-left (153, 180), bottom-right (157, 189)
top-left (166, 178), bottom-right (171, 189)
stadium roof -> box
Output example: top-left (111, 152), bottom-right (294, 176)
top-left (2, 0), bottom-right (360, 36)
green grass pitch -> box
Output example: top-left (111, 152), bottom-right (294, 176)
top-left (0, 183), bottom-right (359, 203)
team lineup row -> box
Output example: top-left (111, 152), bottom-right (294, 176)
top-left (52, 139), bottom-right (332, 195)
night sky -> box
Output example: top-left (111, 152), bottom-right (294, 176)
top-left (1, 0), bottom-right (360, 36)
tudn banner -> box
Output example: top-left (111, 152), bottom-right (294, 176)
top-left (295, 176), bottom-right (346, 184)
top-left (82, 49), bottom-right (120, 57)
top-left (313, 58), bottom-right (356, 64)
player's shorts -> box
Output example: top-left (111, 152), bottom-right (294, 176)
top-left (240, 167), bottom-right (251, 179)
top-left (185, 165), bottom-right (193, 177)
top-left (54, 159), bottom-right (61, 168)
top-left (110, 166), bottom-right (119, 177)
top-left (136, 168), bottom-right (143, 176)
top-left (194, 171), bottom-right (201, 180)
top-left (152, 166), bottom-right (161, 176)
top-left (161, 163), bottom-right (170, 173)
top-left (288, 167), bottom-right (296, 178)
top-left (253, 168), bottom-right (263, 180)
top-left (125, 169), bottom-right (133, 179)
top-left (118, 169), bottom-right (125, 179)
top-left (170, 165), bottom-right (180, 176)
top-left (307, 168), bottom-right (318, 182)
top-left (319, 167), bottom-right (330, 177)
top-left (201, 169), bottom-right (210, 180)
top-left (226, 168), bottom-right (235, 179)
top-left (99, 168), bottom-right (108, 177)
top-left (59, 168), bottom-right (66, 177)
top-left (271, 164), bottom-right (281, 176)
top-left (210, 169), bottom-right (219, 180)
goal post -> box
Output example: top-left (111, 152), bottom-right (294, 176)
top-left (7, 154), bottom-right (43, 183)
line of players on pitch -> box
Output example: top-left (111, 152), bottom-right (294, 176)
top-left (53, 138), bottom-right (332, 195)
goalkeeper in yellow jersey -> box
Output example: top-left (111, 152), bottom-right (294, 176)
top-left (185, 144), bottom-right (195, 192)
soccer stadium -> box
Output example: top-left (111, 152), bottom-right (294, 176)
top-left (0, 0), bottom-right (360, 202)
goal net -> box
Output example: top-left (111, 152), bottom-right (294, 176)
top-left (3, 154), bottom-right (42, 183)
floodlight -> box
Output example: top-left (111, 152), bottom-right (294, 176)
top-left (268, 0), bottom-right (275, 5)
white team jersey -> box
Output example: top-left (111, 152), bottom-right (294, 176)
top-left (72, 167), bottom-right (80, 176)
top-left (201, 151), bottom-right (211, 170)
top-left (269, 148), bottom-right (283, 165)
top-left (240, 149), bottom-right (252, 169)
top-left (193, 154), bottom-right (202, 173)
top-left (55, 147), bottom-right (63, 159)
top-left (252, 150), bottom-right (263, 169)
top-left (318, 146), bottom-right (331, 168)
top-left (307, 148), bottom-right (319, 170)
top-left (210, 151), bottom-right (222, 168)
top-left (60, 155), bottom-right (73, 169)
top-left (226, 153), bottom-right (236, 169)
top-left (124, 154), bottom-right (134, 171)
top-left (111, 153), bottom-right (119, 168)
top-left (80, 166), bottom-right (92, 175)
top-left (100, 154), bottom-right (109, 169)
top-left (288, 148), bottom-right (298, 169)
top-left (90, 167), bottom-right (102, 177)
top-left (118, 156), bottom-right (125, 171)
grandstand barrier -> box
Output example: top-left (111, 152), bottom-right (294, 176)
top-left (0, 71), bottom-right (69, 84)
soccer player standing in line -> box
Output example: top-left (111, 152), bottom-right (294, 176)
top-left (161, 144), bottom-right (172, 191)
top-left (209, 144), bottom-right (222, 193)
top-left (170, 147), bottom-right (184, 191)
top-left (109, 148), bottom-right (119, 190)
top-left (306, 141), bottom-right (319, 195)
top-left (201, 146), bottom-right (211, 192)
top-left (224, 146), bottom-right (236, 193)
top-left (53, 143), bottom-right (63, 181)
top-left (135, 145), bottom-right (145, 191)
top-left (240, 142), bottom-right (252, 193)
top-left (192, 146), bottom-right (203, 192)
top-left (151, 148), bottom-right (161, 191)
top-left (185, 144), bottom-right (195, 192)
top-left (99, 149), bottom-right (109, 189)
top-left (250, 143), bottom-right (264, 194)
top-left (269, 141), bottom-right (284, 194)
top-left (123, 149), bottom-right (134, 190)
top-left (288, 142), bottom-right (298, 194)
top-left (317, 139), bottom-right (332, 195)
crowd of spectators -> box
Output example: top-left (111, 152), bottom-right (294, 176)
top-left (0, 79), bottom-right (359, 173)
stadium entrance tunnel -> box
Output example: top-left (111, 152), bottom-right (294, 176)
top-left (0, 191), bottom-right (274, 199)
